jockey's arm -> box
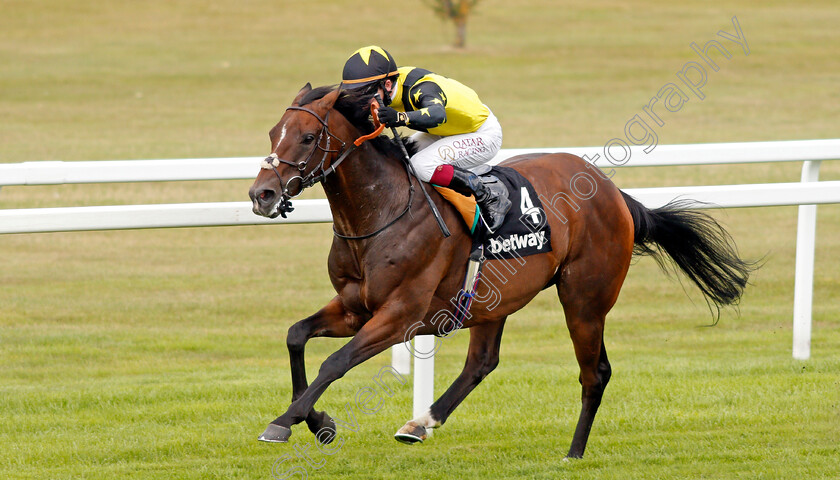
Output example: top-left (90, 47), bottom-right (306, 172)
top-left (403, 81), bottom-right (447, 129)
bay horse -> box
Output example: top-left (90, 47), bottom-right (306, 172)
top-left (248, 83), bottom-right (753, 459)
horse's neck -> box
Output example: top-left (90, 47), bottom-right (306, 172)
top-left (323, 144), bottom-right (410, 236)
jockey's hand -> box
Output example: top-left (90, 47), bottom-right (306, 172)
top-left (377, 107), bottom-right (407, 127)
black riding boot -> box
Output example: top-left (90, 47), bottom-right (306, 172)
top-left (448, 166), bottom-right (512, 232)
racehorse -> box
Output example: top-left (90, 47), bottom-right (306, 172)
top-left (248, 83), bottom-right (754, 459)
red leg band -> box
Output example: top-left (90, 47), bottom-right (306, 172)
top-left (430, 164), bottom-right (455, 187)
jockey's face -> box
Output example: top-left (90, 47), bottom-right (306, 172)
top-left (378, 79), bottom-right (395, 104)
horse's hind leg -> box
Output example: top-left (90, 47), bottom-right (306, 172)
top-left (278, 297), bottom-right (357, 443)
top-left (564, 317), bottom-right (611, 459)
top-left (394, 318), bottom-right (507, 443)
top-left (557, 254), bottom-right (628, 458)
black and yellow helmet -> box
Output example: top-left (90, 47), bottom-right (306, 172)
top-left (341, 45), bottom-right (399, 89)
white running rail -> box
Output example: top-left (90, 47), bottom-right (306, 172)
top-left (1, 140), bottom-right (838, 418)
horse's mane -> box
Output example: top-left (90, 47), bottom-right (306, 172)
top-left (298, 85), bottom-right (419, 159)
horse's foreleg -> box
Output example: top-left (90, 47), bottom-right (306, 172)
top-left (284, 297), bottom-right (357, 443)
top-left (395, 318), bottom-right (507, 444)
top-left (260, 307), bottom-right (412, 444)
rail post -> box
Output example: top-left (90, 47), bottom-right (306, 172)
top-left (792, 160), bottom-right (822, 360)
top-left (412, 335), bottom-right (436, 421)
top-left (391, 343), bottom-right (412, 376)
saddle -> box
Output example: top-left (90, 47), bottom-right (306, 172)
top-left (433, 165), bottom-right (507, 235)
top-left (435, 165), bottom-right (552, 259)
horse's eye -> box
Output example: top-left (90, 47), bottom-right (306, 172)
top-left (302, 134), bottom-right (316, 145)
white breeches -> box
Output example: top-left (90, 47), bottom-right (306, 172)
top-left (408, 108), bottom-right (503, 182)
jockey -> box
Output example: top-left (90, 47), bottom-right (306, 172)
top-left (340, 45), bottom-right (512, 232)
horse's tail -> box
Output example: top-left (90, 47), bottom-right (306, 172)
top-left (620, 190), bottom-right (757, 315)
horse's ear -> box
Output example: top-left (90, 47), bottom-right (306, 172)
top-left (316, 88), bottom-right (341, 110)
top-left (292, 83), bottom-right (312, 105)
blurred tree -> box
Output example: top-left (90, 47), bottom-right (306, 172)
top-left (425, 0), bottom-right (481, 49)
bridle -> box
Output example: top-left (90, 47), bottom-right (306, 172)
top-left (260, 106), bottom-right (352, 218)
top-left (260, 102), bottom-right (415, 240)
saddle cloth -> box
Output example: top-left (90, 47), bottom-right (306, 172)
top-left (435, 166), bottom-right (552, 260)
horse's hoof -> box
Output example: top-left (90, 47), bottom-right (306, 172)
top-left (315, 415), bottom-right (335, 445)
top-left (258, 424), bottom-right (292, 443)
top-left (394, 422), bottom-right (427, 444)
top-left (307, 412), bottom-right (337, 445)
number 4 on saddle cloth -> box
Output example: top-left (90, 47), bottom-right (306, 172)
top-left (433, 165), bottom-right (553, 331)
top-left (435, 165), bottom-right (553, 259)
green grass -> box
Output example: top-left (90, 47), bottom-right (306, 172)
top-left (2, 1), bottom-right (839, 479)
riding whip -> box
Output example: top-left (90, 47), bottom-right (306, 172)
top-left (373, 94), bottom-right (451, 238)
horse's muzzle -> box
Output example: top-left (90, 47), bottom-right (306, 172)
top-left (249, 186), bottom-right (294, 218)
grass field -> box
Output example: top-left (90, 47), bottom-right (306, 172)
top-left (2, 1), bottom-right (839, 479)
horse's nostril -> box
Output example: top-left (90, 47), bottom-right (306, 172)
top-left (257, 189), bottom-right (276, 204)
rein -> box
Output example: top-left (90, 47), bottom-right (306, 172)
top-left (261, 99), bottom-right (414, 240)
top-left (333, 178), bottom-right (415, 241)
